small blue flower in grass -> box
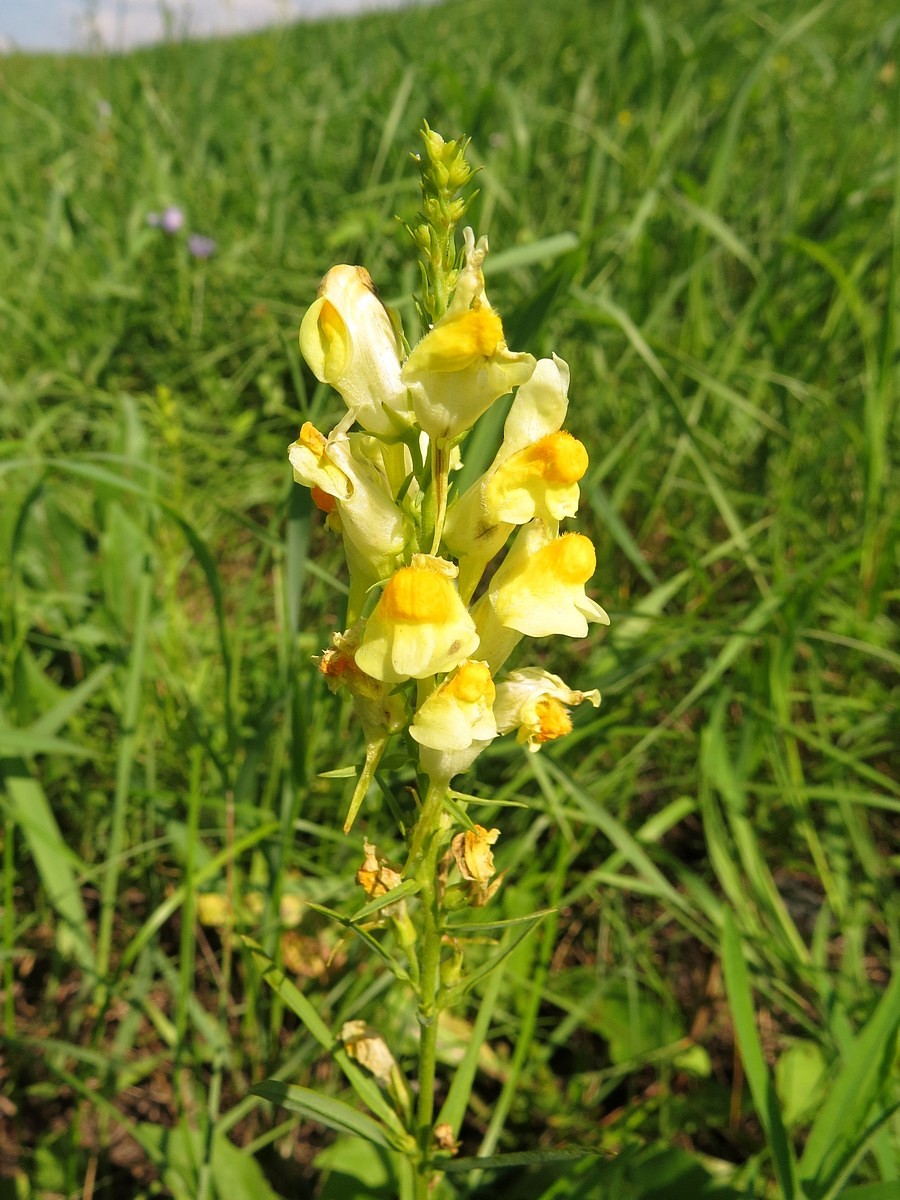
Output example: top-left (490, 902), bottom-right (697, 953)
top-left (188, 234), bottom-right (217, 260)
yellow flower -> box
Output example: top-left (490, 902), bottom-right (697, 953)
top-left (288, 421), bottom-right (351, 499)
top-left (354, 555), bottom-right (479, 683)
top-left (288, 423), bottom-right (408, 604)
top-left (472, 522), bottom-right (609, 670)
top-left (410, 660), bottom-right (497, 783)
top-left (493, 667), bottom-right (600, 752)
top-left (485, 429), bottom-right (588, 524)
top-left (299, 265), bottom-right (412, 435)
top-left (401, 229), bottom-right (534, 442)
top-left (443, 356), bottom-right (587, 598)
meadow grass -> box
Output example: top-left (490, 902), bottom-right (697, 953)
top-left (0, 0), bottom-right (898, 1195)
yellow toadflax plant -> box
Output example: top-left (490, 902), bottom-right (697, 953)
top-left (251, 123), bottom-right (608, 1200)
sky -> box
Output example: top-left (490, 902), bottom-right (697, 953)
top-left (0, 0), bottom-right (422, 53)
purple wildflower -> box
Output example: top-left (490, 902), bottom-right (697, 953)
top-left (161, 206), bottom-right (185, 234)
top-left (188, 234), bottom-right (217, 260)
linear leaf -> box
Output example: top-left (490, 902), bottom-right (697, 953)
top-left (252, 1080), bottom-right (394, 1150)
top-left (349, 879), bottom-right (421, 922)
top-left (800, 970), bottom-right (900, 1196)
top-left (1, 756), bottom-right (94, 972)
top-left (440, 1147), bottom-right (597, 1172)
top-left (243, 936), bottom-right (413, 1147)
top-left (27, 663), bottom-right (114, 739)
top-left (0, 731), bottom-right (92, 757)
top-left (456, 913), bottom-right (549, 997)
top-left (721, 912), bottom-right (799, 1200)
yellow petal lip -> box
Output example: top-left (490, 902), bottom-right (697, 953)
top-left (298, 421), bottom-right (328, 455)
top-left (493, 667), bottom-right (601, 751)
top-left (379, 567), bottom-right (457, 624)
top-left (523, 432), bottom-right (589, 484)
top-left (543, 533), bottom-right (596, 584)
top-left (533, 696), bottom-right (572, 741)
top-left (300, 296), bottom-right (350, 380)
top-left (407, 307), bottom-right (505, 374)
top-left (298, 264), bottom-right (409, 435)
top-left (446, 661), bottom-right (495, 705)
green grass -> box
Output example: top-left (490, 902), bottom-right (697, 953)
top-left (1, 0), bottom-right (898, 1195)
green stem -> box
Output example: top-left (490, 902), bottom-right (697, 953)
top-left (405, 778), bottom-right (446, 874)
top-left (409, 779), bottom-right (447, 1198)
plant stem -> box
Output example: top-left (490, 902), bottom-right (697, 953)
top-left (405, 777), bottom-right (446, 874)
top-left (408, 779), bottom-right (448, 1197)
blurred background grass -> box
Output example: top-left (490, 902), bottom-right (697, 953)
top-left (0, 0), bottom-right (898, 1196)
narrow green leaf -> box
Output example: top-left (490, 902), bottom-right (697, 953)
top-left (350, 878), bottom-right (420, 922)
top-left (366, 65), bottom-right (416, 190)
top-left (26, 663), bottom-right (114, 739)
top-left (319, 765), bottom-right (360, 780)
top-left (242, 936), bottom-right (413, 1147)
top-left (721, 912), bottom-right (799, 1200)
top-left (252, 1080), bottom-right (394, 1150)
top-left (702, 697), bottom-right (809, 963)
top-left (1, 757), bottom-right (94, 972)
top-left (800, 971), bottom-right (900, 1196)
top-left (837, 1186), bottom-right (900, 1200)
top-left (534, 755), bottom-right (690, 914)
top-left (670, 189), bottom-right (762, 276)
top-left (303, 901), bottom-right (413, 981)
top-left (587, 480), bottom-right (658, 586)
top-left (484, 231), bottom-right (580, 275)
top-left (440, 1147), bottom-right (597, 1172)
top-left (97, 556), bottom-right (153, 985)
top-left (456, 912), bottom-right (549, 996)
top-left (0, 731), bottom-right (92, 757)
top-left (437, 959), bottom-right (505, 1135)
top-left (445, 907), bottom-right (557, 933)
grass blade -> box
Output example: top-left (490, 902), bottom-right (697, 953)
top-left (799, 971), bottom-right (900, 1198)
top-left (1, 756), bottom-right (94, 972)
top-left (252, 1080), bottom-right (397, 1150)
top-left (721, 911), bottom-right (799, 1200)
top-left (242, 936), bottom-right (414, 1147)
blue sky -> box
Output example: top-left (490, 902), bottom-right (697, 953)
top-left (0, 0), bottom-right (421, 53)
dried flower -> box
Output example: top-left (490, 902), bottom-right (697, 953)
top-left (494, 667), bottom-right (600, 752)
